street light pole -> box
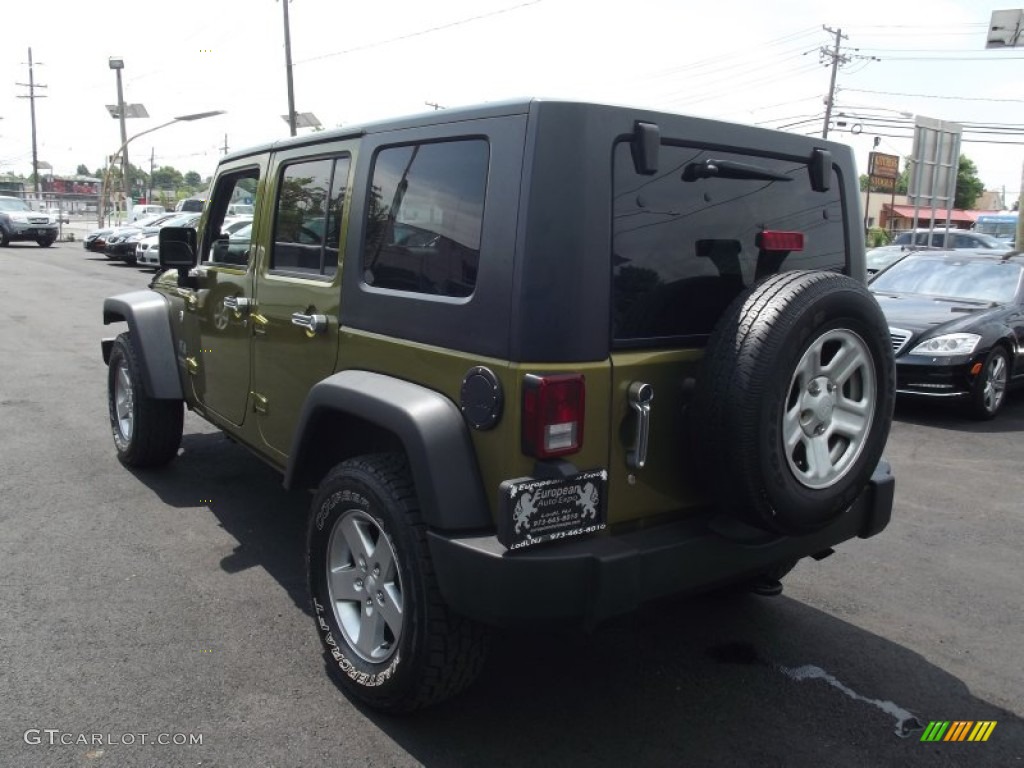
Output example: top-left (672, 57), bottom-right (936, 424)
top-left (109, 58), bottom-right (130, 211)
top-left (98, 111), bottom-right (225, 226)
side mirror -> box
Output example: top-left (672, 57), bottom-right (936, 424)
top-left (159, 226), bottom-right (198, 270)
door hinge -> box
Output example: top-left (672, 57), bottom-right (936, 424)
top-left (185, 356), bottom-right (198, 375)
top-left (251, 392), bottom-right (268, 414)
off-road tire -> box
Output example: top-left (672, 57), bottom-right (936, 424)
top-left (691, 270), bottom-right (895, 534)
top-left (969, 346), bottom-right (1010, 420)
top-left (106, 332), bottom-right (184, 468)
top-left (308, 454), bottom-right (487, 713)
top-left (37, 238), bottom-right (55, 247)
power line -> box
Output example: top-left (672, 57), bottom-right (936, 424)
top-left (876, 54), bottom-right (1024, 60)
top-left (840, 87), bottom-right (1024, 103)
top-left (293, 0), bottom-right (544, 66)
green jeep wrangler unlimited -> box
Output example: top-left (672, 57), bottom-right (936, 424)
top-left (102, 99), bottom-right (896, 712)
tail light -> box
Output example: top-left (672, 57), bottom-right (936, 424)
top-left (757, 230), bottom-right (805, 252)
top-left (521, 374), bottom-right (585, 459)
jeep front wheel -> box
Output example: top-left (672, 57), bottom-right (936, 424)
top-left (106, 332), bottom-right (184, 467)
top-left (692, 271), bottom-right (895, 534)
top-left (308, 454), bottom-right (486, 712)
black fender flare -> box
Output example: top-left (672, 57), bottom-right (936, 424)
top-left (102, 290), bottom-right (184, 400)
top-left (285, 370), bottom-right (490, 531)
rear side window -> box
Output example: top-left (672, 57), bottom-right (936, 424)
top-left (362, 139), bottom-right (488, 298)
top-left (612, 142), bottom-right (846, 344)
top-left (272, 156), bottom-right (350, 277)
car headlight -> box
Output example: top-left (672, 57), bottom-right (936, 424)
top-left (909, 333), bottom-right (981, 356)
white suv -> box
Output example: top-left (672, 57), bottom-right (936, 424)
top-left (0, 196), bottom-right (59, 247)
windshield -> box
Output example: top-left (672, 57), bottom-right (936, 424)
top-left (866, 248), bottom-right (906, 272)
top-left (976, 217), bottom-right (1017, 239)
top-left (871, 257), bottom-right (1023, 303)
top-left (973, 232), bottom-right (1007, 248)
top-left (0, 197), bottom-right (31, 212)
top-left (165, 214), bottom-right (199, 227)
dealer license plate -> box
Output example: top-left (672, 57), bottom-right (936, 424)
top-left (497, 470), bottom-right (607, 551)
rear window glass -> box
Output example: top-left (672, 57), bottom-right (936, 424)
top-left (612, 142), bottom-right (846, 344)
top-left (362, 139), bottom-right (488, 298)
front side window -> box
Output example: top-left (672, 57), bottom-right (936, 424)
top-left (206, 170), bottom-right (259, 267)
top-left (362, 140), bottom-right (488, 298)
top-left (271, 156), bottom-right (349, 277)
top-left (612, 141), bottom-right (845, 344)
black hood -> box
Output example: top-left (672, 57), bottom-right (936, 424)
top-left (872, 292), bottom-right (998, 336)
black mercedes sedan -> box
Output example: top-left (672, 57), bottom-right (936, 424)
top-left (869, 250), bottom-right (1024, 419)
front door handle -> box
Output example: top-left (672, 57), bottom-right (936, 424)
top-left (626, 381), bottom-right (654, 469)
top-left (223, 296), bottom-right (254, 315)
top-left (291, 312), bottom-right (328, 336)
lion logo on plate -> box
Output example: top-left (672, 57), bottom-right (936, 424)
top-left (513, 491), bottom-right (537, 533)
top-left (576, 482), bottom-right (598, 520)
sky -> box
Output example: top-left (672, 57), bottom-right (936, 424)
top-left (2, 0), bottom-right (1022, 205)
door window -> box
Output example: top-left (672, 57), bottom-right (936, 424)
top-left (271, 156), bottom-right (350, 278)
top-left (206, 169), bottom-right (259, 267)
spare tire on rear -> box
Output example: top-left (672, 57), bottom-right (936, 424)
top-left (691, 270), bottom-right (895, 534)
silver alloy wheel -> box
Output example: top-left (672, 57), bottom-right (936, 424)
top-left (983, 353), bottom-right (1008, 414)
top-left (326, 509), bottom-right (403, 664)
top-left (782, 328), bottom-right (876, 490)
top-left (114, 359), bottom-right (135, 443)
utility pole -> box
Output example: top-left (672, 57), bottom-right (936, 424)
top-left (281, 0), bottom-right (297, 137)
top-left (820, 26), bottom-right (848, 139)
top-left (16, 48), bottom-right (47, 196)
top-left (148, 146), bottom-right (154, 205)
top-left (222, 134), bottom-right (229, 154)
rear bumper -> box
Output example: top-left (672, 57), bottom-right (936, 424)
top-left (428, 461), bottom-right (894, 627)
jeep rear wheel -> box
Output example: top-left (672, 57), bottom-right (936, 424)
top-left (308, 454), bottom-right (486, 712)
top-left (106, 332), bottom-right (184, 467)
top-left (692, 271), bottom-right (895, 534)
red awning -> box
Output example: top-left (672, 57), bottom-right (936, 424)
top-left (884, 205), bottom-right (998, 224)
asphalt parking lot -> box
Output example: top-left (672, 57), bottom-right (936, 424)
top-left (2, 241), bottom-right (1022, 767)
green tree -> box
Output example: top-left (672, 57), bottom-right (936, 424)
top-left (76, 163), bottom-right (91, 176)
top-left (184, 171), bottom-right (202, 187)
top-left (151, 165), bottom-right (184, 189)
top-left (953, 155), bottom-right (984, 210)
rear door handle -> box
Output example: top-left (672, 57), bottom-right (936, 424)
top-left (626, 382), bottom-right (654, 469)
